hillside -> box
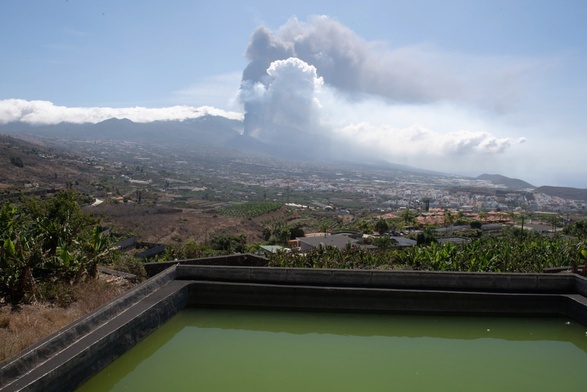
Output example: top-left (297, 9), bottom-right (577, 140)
top-left (0, 115), bottom-right (243, 147)
top-left (476, 174), bottom-right (535, 190)
top-left (1, 117), bottom-right (454, 178)
top-left (0, 134), bottom-right (93, 194)
top-left (534, 186), bottom-right (587, 201)
top-left (0, 133), bottom-right (299, 245)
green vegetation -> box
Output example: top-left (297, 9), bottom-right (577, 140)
top-left (564, 220), bottom-right (587, 239)
top-left (163, 239), bottom-right (216, 260)
top-left (9, 156), bottom-right (23, 168)
top-left (374, 218), bottom-right (389, 235)
top-left (0, 191), bottom-right (116, 307)
top-left (217, 201), bottom-right (282, 218)
top-left (163, 233), bottom-right (256, 260)
top-left (209, 233), bottom-right (247, 253)
top-left (262, 223), bottom-right (305, 245)
top-left (399, 209), bottom-right (417, 226)
top-left (268, 231), bottom-right (587, 274)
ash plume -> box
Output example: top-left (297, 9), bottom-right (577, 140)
top-left (237, 16), bottom-right (527, 172)
top-left (238, 15), bottom-right (458, 140)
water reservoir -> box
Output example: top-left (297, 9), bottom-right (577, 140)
top-left (77, 308), bottom-right (587, 392)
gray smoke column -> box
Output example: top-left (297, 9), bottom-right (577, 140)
top-left (239, 16), bottom-right (456, 139)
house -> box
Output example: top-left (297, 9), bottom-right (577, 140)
top-left (259, 245), bottom-right (289, 256)
top-left (480, 223), bottom-right (504, 233)
top-left (389, 236), bottom-right (417, 247)
top-left (293, 234), bottom-right (361, 252)
top-left (437, 237), bottom-right (471, 245)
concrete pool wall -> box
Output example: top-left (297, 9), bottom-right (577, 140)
top-left (2, 263), bottom-right (587, 391)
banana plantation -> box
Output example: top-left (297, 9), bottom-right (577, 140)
top-left (0, 191), bottom-right (114, 307)
top-left (268, 232), bottom-right (587, 274)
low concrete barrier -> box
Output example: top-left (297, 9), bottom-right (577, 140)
top-left (143, 253), bottom-right (268, 276)
top-left (0, 266), bottom-right (180, 392)
top-left (2, 265), bottom-right (587, 392)
top-left (175, 265), bottom-right (577, 293)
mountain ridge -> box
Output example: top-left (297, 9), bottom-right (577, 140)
top-left (475, 174), bottom-right (535, 190)
top-left (476, 173), bottom-right (587, 201)
top-left (533, 185), bottom-right (587, 202)
top-left (0, 116), bottom-right (243, 146)
top-left (1, 118), bottom-right (585, 195)
top-left (0, 117), bottom-right (445, 178)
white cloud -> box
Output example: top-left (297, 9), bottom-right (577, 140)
top-left (0, 99), bottom-right (243, 125)
top-left (335, 121), bottom-right (526, 163)
top-left (314, 83), bottom-right (527, 170)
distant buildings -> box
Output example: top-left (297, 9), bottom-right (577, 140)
top-left (289, 234), bottom-right (376, 251)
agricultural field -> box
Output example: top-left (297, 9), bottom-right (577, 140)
top-left (217, 201), bottom-right (283, 218)
top-left (268, 230), bottom-right (587, 274)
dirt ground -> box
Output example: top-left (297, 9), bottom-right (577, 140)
top-left (0, 274), bottom-right (136, 363)
top-left (89, 203), bottom-right (301, 245)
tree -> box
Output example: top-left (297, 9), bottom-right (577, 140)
top-left (478, 211), bottom-right (489, 222)
top-left (564, 220), bottom-right (587, 239)
top-left (399, 209), bottom-right (416, 227)
top-left (416, 226), bottom-right (437, 245)
top-left (422, 197), bottom-right (431, 212)
top-left (374, 218), bottom-right (389, 235)
top-left (515, 211), bottom-right (531, 241)
top-left (209, 234), bottom-right (247, 253)
top-left (262, 227), bottom-right (272, 241)
top-left (289, 225), bottom-right (305, 239)
top-left (470, 220), bottom-right (482, 229)
top-left (355, 220), bottom-right (373, 234)
top-left (443, 209), bottom-right (455, 230)
top-left (455, 210), bottom-right (468, 225)
top-left (10, 156), bottom-right (24, 167)
top-left (372, 236), bottom-right (396, 248)
top-left (546, 214), bottom-right (562, 236)
top-left (165, 239), bottom-right (213, 260)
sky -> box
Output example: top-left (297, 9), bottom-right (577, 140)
top-left (1, 0), bottom-right (586, 188)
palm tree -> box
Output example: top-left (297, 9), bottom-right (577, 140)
top-left (478, 211), bottom-right (489, 223)
top-left (444, 209), bottom-right (455, 231)
top-left (400, 209), bottom-right (416, 227)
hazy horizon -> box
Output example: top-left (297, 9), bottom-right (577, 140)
top-left (1, 1), bottom-right (586, 188)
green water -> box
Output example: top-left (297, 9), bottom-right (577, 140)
top-left (77, 309), bottom-right (587, 392)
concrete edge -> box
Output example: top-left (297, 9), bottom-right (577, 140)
top-left (176, 265), bottom-right (580, 293)
top-left (186, 280), bottom-right (577, 318)
top-left (2, 266), bottom-right (587, 391)
top-left (11, 280), bottom-right (191, 392)
top-left (0, 264), bottom-right (178, 388)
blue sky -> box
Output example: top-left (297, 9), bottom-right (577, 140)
top-left (1, 0), bottom-right (586, 187)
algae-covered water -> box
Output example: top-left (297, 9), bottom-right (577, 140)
top-left (77, 309), bottom-right (587, 391)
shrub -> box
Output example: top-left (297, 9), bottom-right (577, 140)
top-left (112, 255), bottom-right (146, 281)
top-left (10, 156), bottom-right (23, 167)
top-left (470, 220), bottom-right (482, 229)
